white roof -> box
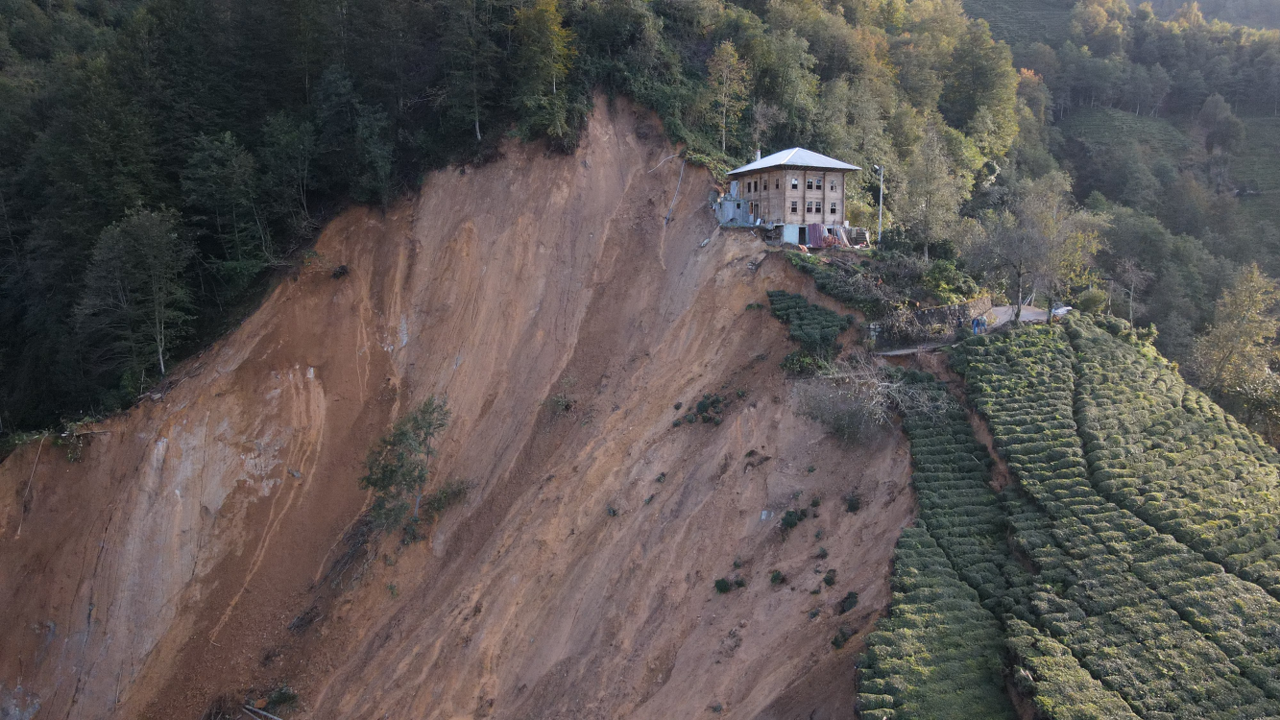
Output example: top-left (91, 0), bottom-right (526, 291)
top-left (727, 148), bottom-right (860, 176)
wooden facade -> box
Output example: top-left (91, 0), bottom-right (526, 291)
top-left (721, 148), bottom-right (860, 235)
top-left (734, 168), bottom-right (846, 227)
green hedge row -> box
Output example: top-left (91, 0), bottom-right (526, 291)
top-left (1068, 317), bottom-right (1280, 598)
top-left (766, 290), bottom-right (854, 354)
top-left (859, 526), bottom-right (1015, 720)
top-left (958, 324), bottom-right (1280, 718)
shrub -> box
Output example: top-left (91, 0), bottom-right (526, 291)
top-left (845, 494), bottom-right (862, 513)
top-left (781, 350), bottom-right (822, 376)
top-left (770, 570), bottom-right (786, 585)
top-left (823, 569), bottom-right (837, 586)
top-left (361, 397), bottom-right (461, 537)
top-left (715, 578), bottom-right (732, 594)
top-left (1076, 287), bottom-right (1108, 313)
top-left (839, 591), bottom-right (859, 614)
top-left (781, 509), bottom-right (804, 530)
top-left (831, 626), bottom-right (854, 649)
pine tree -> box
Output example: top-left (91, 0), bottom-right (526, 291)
top-left (437, 0), bottom-right (502, 143)
top-left (74, 209), bottom-right (193, 390)
top-left (182, 132), bottom-right (269, 295)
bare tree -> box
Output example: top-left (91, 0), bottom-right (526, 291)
top-left (794, 352), bottom-right (954, 443)
top-left (963, 172), bottom-right (1106, 322)
top-left (1112, 258), bottom-right (1154, 324)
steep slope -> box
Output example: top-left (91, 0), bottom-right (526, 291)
top-left (0, 98), bottom-right (914, 720)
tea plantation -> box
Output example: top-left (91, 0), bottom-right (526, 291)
top-left (862, 317), bottom-right (1280, 719)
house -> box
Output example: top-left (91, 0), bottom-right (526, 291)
top-left (715, 148), bottom-right (860, 246)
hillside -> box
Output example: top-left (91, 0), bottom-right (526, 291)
top-left (962, 0), bottom-right (1073, 44)
top-left (0, 99), bottom-right (915, 720)
top-left (860, 316), bottom-right (1280, 718)
top-left (1236, 116), bottom-right (1280, 228)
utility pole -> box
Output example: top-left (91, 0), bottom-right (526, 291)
top-left (873, 164), bottom-right (884, 246)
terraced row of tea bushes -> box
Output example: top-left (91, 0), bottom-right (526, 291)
top-left (765, 291), bottom-right (855, 355)
top-left (896, 378), bottom-right (1013, 608)
top-left (958, 327), bottom-right (1280, 718)
top-left (1005, 618), bottom-right (1140, 720)
top-left (859, 526), bottom-right (1015, 720)
top-left (1068, 317), bottom-right (1280, 598)
top-left (886, 373), bottom-right (1130, 719)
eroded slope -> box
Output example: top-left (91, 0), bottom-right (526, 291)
top-left (0, 99), bottom-right (912, 720)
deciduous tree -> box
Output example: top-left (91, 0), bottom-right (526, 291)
top-left (1192, 263), bottom-right (1279, 397)
top-left (707, 40), bottom-right (749, 153)
top-left (965, 171), bottom-right (1106, 321)
top-left (511, 0), bottom-right (577, 139)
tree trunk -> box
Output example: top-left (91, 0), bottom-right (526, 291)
top-left (1014, 271), bottom-right (1024, 324)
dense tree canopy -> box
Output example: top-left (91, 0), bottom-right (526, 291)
top-left (0, 0), bottom-right (1028, 431)
top-left (0, 0), bottom-right (1276, 439)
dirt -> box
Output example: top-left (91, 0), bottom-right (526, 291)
top-left (0, 97), bottom-right (914, 720)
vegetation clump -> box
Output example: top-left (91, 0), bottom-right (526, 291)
top-left (830, 625), bottom-right (854, 649)
top-left (360, 397), bottom-right (465, 541)
top-left (673, 393), bottom-right (731, 428)
top-left (780, 508), bottom-right (809, 531)
top-left (766, 291), bottom-right (853, 357)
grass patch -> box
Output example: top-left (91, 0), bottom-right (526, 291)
top-left (1057, 107), bottom-right (1194, 157)
top-left (961, 0), bottom-right (1072, 43)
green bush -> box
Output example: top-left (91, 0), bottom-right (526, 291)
top-left (361, 397), bottom-right (465, 538)
top-left (1075, 287), bottom-right (1108, 313)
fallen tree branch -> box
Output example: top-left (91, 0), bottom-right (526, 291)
top-left (244, 706), bottom-right (287, 720)
top-left (14, 434), bottom-right (46, 540)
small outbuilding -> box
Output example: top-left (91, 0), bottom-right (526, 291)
top-left (714, 148), bottom-right (860, 246)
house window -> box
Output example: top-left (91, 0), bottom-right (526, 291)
top-left (830, 203), bottom-right (838, 215)
top-left (791, 178), bottom-right (798, 190)
top-left (736, 202), bottom-right (741, 209)
top-left (775, 179), bottom-right (779, 189)
top-left (806, 201), bottom-right (814, 214)
top-left (790, 201), bottom-right (798, 214)
top-left (816, 179), bottom-right (823, 191)
top-left (806, 179), bottom-right (814, 190)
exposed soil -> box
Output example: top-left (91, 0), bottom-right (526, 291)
top-left (0, 97), bottom-right (914, 720)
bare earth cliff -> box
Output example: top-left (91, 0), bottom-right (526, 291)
top-left (0, 99), bottom-right (914, 720)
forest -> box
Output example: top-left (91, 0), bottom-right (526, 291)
top-left (1, 0), bottom-right (1278, 438)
